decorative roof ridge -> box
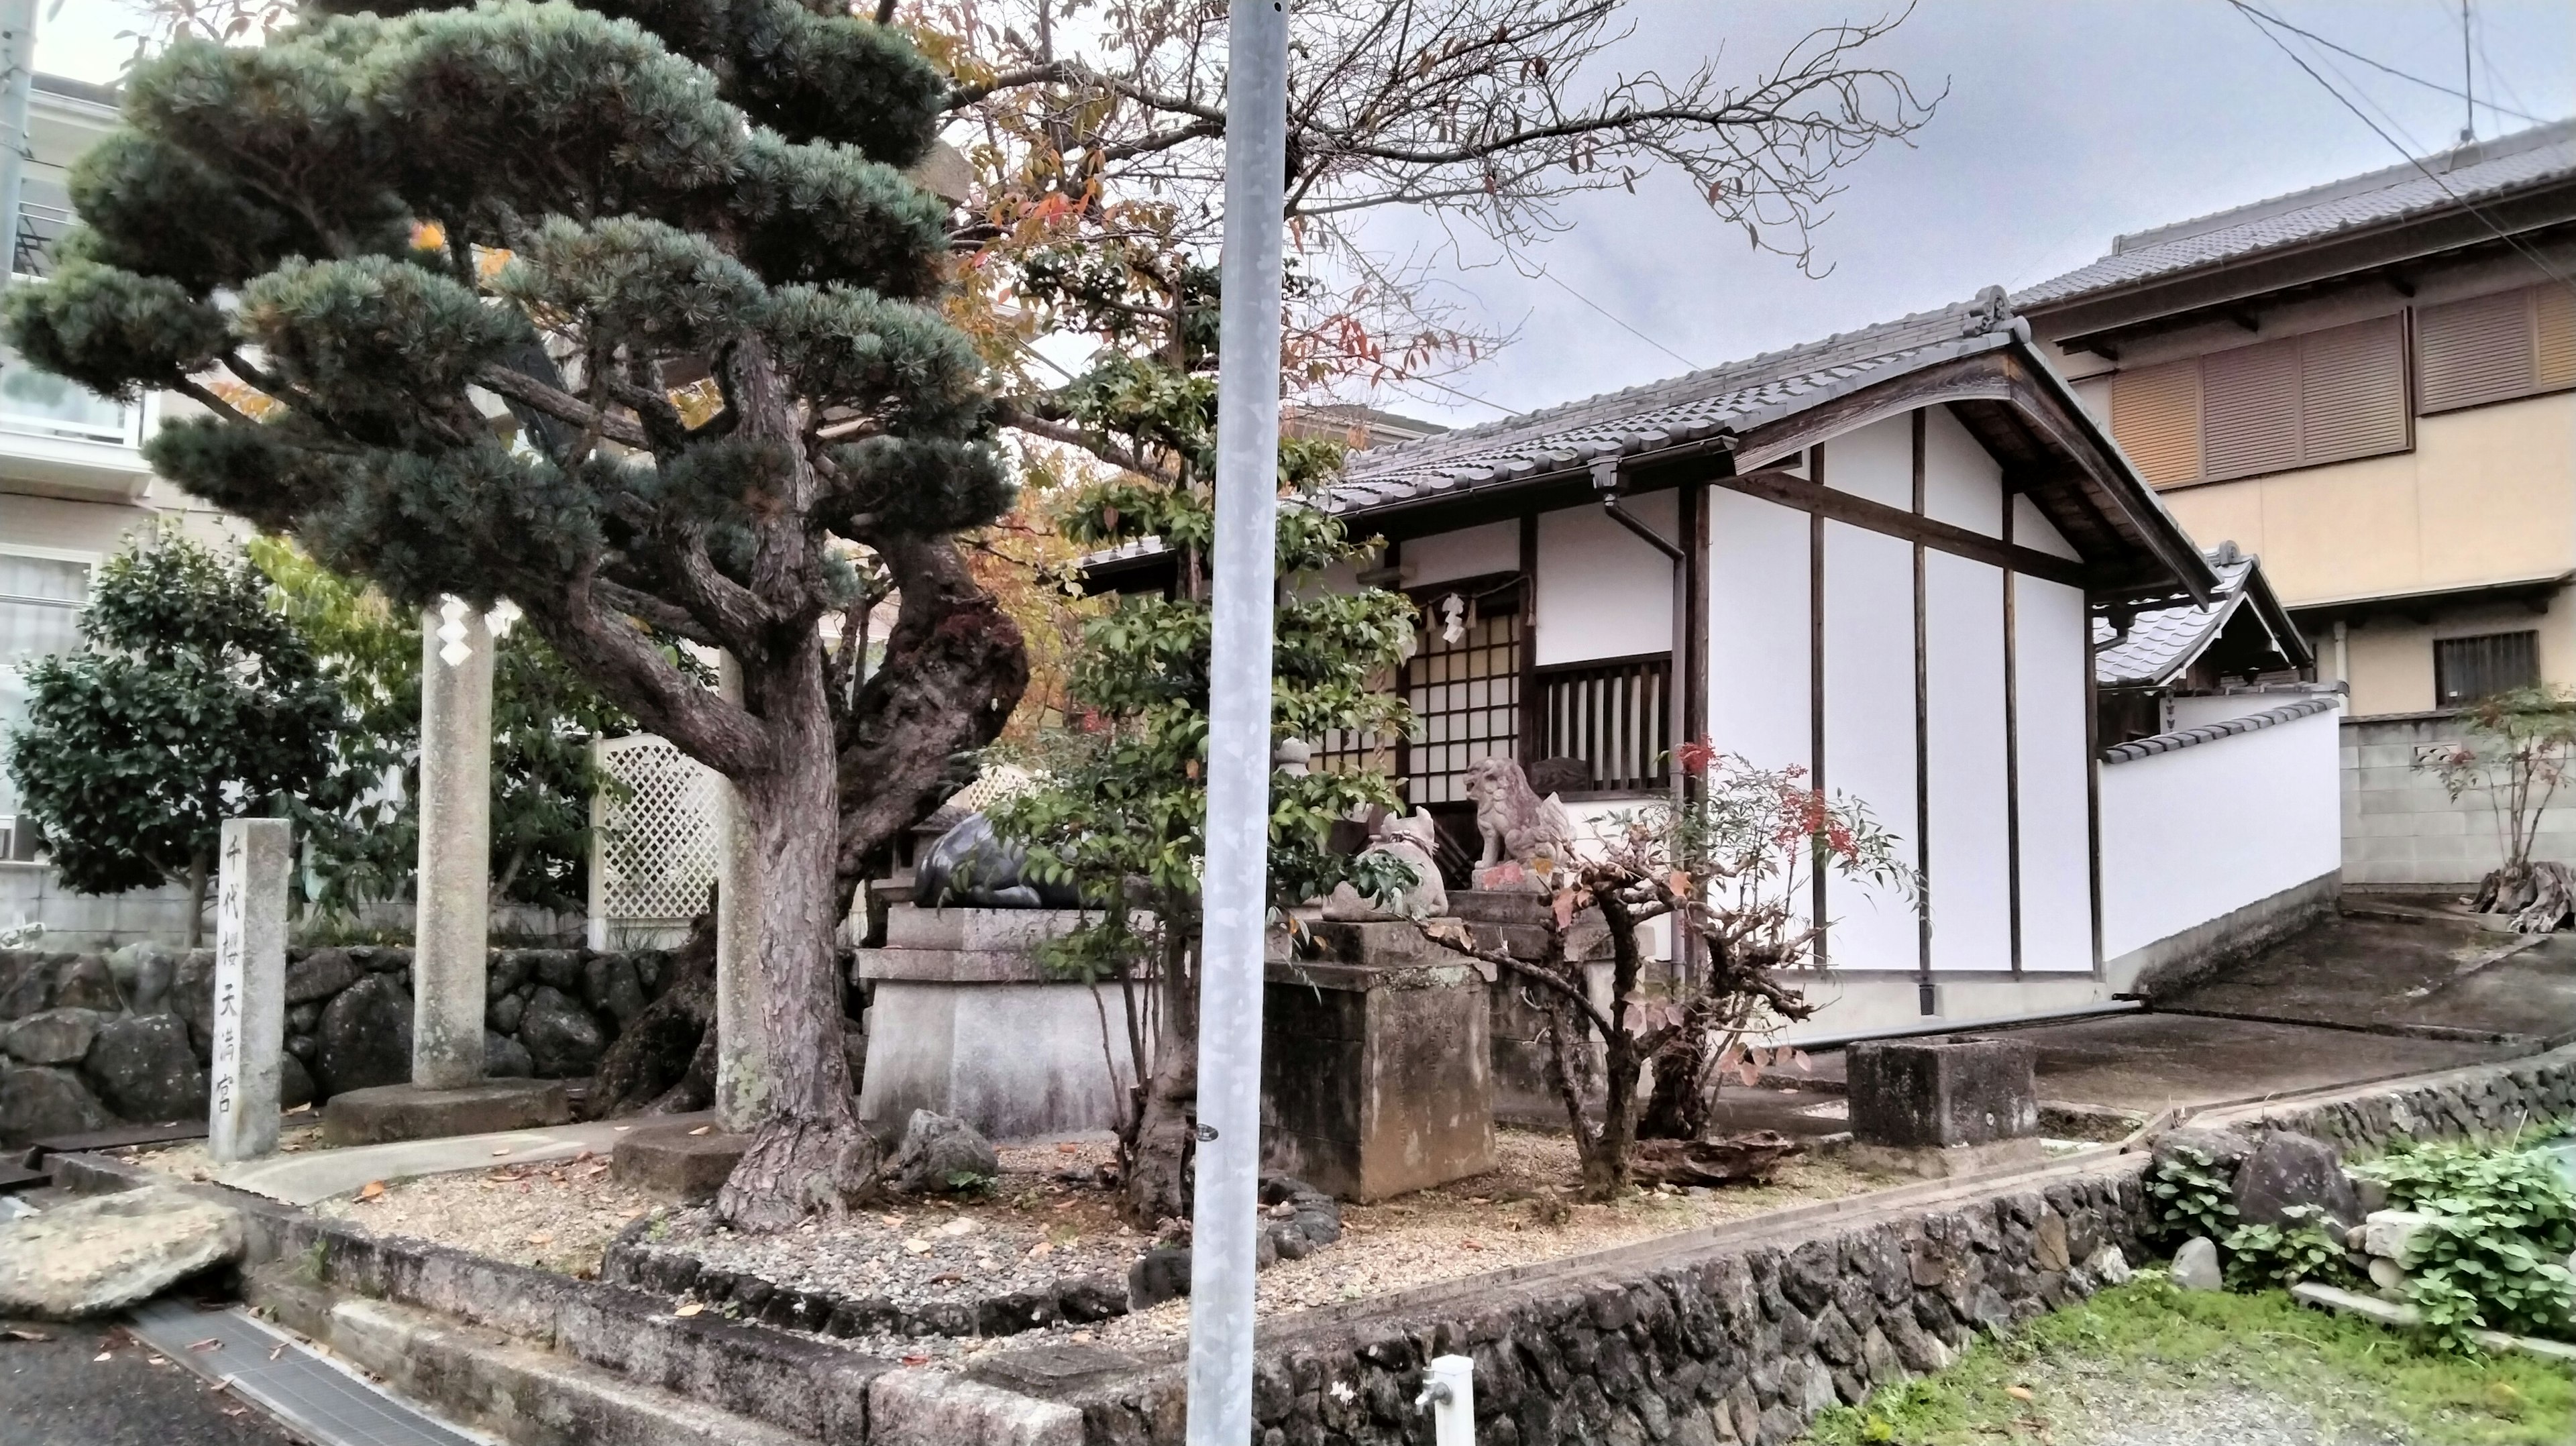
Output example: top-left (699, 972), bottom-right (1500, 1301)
top-left (2098, 695), bottom-right (2340, 765)
top-left (1346, 286), bottom-right (2019, 474)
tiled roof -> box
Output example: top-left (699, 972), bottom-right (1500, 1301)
top-left (1330, 290), bottom-right (2023, 511)
top-left (2092, 545), bottom-right (2258, 686)
top-left (2018, 118), bottom-right (2576, 309)
top-left (2098, 696), bottom-right (2341, 765)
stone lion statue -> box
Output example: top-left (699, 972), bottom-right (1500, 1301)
top-left (1463, 756), bottom-right (1576, 883)
top-left (1322, 810), bottom-right (1448, 922)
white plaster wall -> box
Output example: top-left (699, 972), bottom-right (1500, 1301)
top-left (1704, 490), bottom-right (1813, 775)
top-left (2100, 704), bottom-right (2341, 959)
top-left (1923, 552), bottom-right (2014, 972)
top-left (2014, 495), bottom-right (2081, 561)
top-left (1921, 406), bottom-right (2004, 537)
top-left (1560, 798), bottom-right (1674, 962)
top-left (1819, 414), bottom-right (1913, 510)
top-left (1404, 520), bottom-right (1517, 586)
top-left (1534, 494), bottom-right (1674, 665)
top-left (2017, 576), bottom-right (2096, 972)
top-left (1821, 520), bottom-right (1919, 972)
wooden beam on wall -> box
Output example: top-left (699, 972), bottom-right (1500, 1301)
top-left (1717, 467), bottom-right (2091, 589)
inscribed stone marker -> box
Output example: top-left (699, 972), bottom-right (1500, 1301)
top-left (208, 817), bottom-right (290, 1162)
top-left (415, 600), bottom-right (493, 1089)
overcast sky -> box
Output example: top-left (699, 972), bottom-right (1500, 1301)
top-left (38, 1), bottom-right (2576, 431)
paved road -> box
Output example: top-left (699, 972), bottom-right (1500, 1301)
top-left (0, 1315), bottom-right (294, 1446)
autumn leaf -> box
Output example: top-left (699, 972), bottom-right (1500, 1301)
top-left (673, 1302), bottom-right (704, 1318)
top-left (357, 1180), bottom-right (386, 1201)
top-left (1551, 889), bottom-right (1576, 930)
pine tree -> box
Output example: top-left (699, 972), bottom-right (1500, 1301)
top-left (5, 530), bottom-right (341, 947)
top-left (6, 1), bottom-right (1027, 1228)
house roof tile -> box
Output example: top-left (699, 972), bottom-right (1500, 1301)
top-left (2017, 118), bottom-right (2576, 310)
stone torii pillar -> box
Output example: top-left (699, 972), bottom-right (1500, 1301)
top-left (320, 598), bottom-right (571, 1145)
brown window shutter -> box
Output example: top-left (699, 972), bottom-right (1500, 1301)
top-left (2201, 337), bottom-right (2302, 480)
top-left (2110, 358), bottom-right (2203, 486)
top-left (2538, 284), bottom-right (2576, 390)
top-left (2418, 288), bottom-right (2535, 412)
top-left (2297, 315), bottom-right (2407, 464)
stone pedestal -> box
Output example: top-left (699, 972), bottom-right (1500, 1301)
top-left (1443, 891), bottom-right (1622, 1127)
top-left (207, 818), bottom-right (290, 1164)
top-left (1263, 924), bottom-right (1496, 1202)
top-left (1846, 1034), bottom-right (2042, 1178)
top-left (612, 1119), bottom-right (749, 1202)
top-left (415, 602), bottom-right (492, 1089)
top-left (320, 1078), bottom-right (570, 1146)
top-left (853, 907), bottom-right (1146, 1142)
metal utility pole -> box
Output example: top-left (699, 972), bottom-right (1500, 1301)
top-left (1182, 0), bottom-right (1289, 1441)
top-left (0, 0), bottom-right (39, 288)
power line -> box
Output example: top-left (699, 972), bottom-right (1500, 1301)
top-left (1535, 268), bottom-right (1703, 371)
top-left (2226, 0), bottom-right (2576, 302)
top-left (2226, 0), bottom-right (2546, 126)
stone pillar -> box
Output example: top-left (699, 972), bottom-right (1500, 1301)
top-left (415, 599), bottom-right (493, 1089)
top-left (207, 817), bottom-right (290, 1163)
top-left (712, 652), bottom-right (771, 1132)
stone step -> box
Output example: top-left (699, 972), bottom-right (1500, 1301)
top-left (246, 1265), bottom-right (833, 1446)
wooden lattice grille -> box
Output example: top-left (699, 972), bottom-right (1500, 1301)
top-left (1538, 653), bottom-right (1671, 793)
top-left (1401, 596), bottom-right (1521, 805)
top-left (591, 734), bottom-right (722, 926)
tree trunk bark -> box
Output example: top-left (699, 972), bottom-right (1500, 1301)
top-left (716, 643), bottom-right (879, 1231)
top-left (1638, 1013), bottom-right (1717, 1142)
top-left (184, 850), bottom-right (209, 950)
top-left (1122, 925), bottom-right (1197, 1225)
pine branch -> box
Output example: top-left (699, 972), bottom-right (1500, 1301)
top-left (475, 364), bottom-right (650, 449)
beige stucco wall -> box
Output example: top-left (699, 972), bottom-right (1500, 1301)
top-left (2323, 588), bottom-right (2576, 717)
top-left (2153, 393), bottom-right (2576, 608)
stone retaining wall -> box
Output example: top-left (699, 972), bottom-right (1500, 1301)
top-left (0, 943), bottom-right (676, 1144)
top-left (1042, 1160), bottom-right (2153, 1446)
top-left (2217, 1045), bottom-right (2576, 1155)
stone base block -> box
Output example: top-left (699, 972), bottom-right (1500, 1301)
top-left (321, 1080), bottom-right (570, 1146)
top-left (1262, 960), bottom-right (1495, 1201)
top-left (1848, 1034), bottom-right (2038, 1149)
top-left (612, 1122), bottom-right (749, 1203)
top-left (1843, 1137), bottom-right (2045, 1180)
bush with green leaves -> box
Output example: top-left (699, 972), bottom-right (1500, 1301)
top-left (5, 529), bottom-right (341, 945)
top-left (2221, 1205), bottom-right (2355, 1292)
top-left (2145, 1144), bottom-right (2239, 1245)
top-left (2353, 1135), bottom-right (2576, 1345)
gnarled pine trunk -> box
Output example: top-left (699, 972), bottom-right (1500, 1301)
top-left (716, 640), bottom-right (878, 1231)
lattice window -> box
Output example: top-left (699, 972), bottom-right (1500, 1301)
top-left (590, 734), bottom-right (722, 928)
top-left (1538, 652), bottom-right (1670, 793)
top-left (1401, 588), bottom-right (1521, 805)
top-left (1311, 665), bottom-right (1400, 781)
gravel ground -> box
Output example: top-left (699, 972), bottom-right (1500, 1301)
top-left (121, 1121), bottom-right (329, 1183)
top-left (131, 1123), bottom-right (1896, 1365)
top-left (1973, 1366), bottom-right (2411, 1446)
top-left (648, 1128), bottom-right (1895, 1361)
top-left (310, 1154), bottom-right (662, 1278)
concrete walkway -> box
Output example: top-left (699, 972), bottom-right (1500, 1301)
top-left (216, 1113), bottom-right (714, 1206)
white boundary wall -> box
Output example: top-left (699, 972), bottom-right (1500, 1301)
top-left (2098, 702), bottom-right (2343, 970)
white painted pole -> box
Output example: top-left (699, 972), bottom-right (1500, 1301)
top-left (1183, 1), bottom-right (1289, 1441)
top-left (1417, 1354), bottom-right (1477, 1446)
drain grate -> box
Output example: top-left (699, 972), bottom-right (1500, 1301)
top-left (127, 1298), bottom-right (494, 1446)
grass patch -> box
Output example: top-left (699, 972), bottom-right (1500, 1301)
top-left (1805, 1277), bottom-right (2574, 1445)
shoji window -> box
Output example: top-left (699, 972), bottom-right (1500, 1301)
top-left (2418, 284), bottom-right (2576, 414)
top-left (2107, 315), bottom-right (2408, 485)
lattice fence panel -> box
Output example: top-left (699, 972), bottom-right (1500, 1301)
top-left (591, 734), bottom-right (721, 928)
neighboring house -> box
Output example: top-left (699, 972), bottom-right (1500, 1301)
top-left (0, 74), bottom-right (225, 937)
top-left (1095, 290), bottom-right (2343, 1036)
top-left (2016, 117), bottom-right (2576, 887)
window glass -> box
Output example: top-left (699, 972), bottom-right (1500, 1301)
top-left (2433, 630), bottom-right (2540, 708)
top-left (0, 555), bottom-right (89, 824)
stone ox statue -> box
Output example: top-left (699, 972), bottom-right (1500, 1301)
top-left (1464, 756), bottom-right (1576, 889)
